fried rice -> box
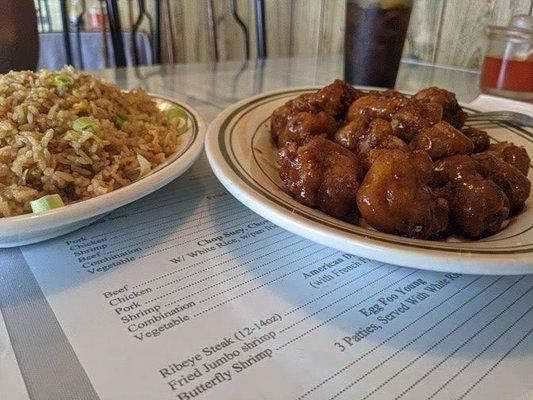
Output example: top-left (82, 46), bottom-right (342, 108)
top-left (0, 66), bottom-right (182, 217)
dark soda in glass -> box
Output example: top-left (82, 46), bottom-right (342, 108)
top-left (344, 0), bottom-right (413, 88)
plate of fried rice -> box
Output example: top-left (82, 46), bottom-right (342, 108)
top-left (0, 67), bottom-right (206, 247)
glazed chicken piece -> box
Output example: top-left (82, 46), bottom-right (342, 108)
top-left (333, 114), bottom-right (370, 152)
top-left (433, 155), bottom-right (509, 238)
top-left (346, 90), bottom-right (409, 121)
top-left (410, 121), bottom-right (474, 160)
top-left (362, 119), bottom-right (410, 152)
top-left (270, 80), bottom-right (362, 145)
top-left (311, 79), bottom-right (364, 118)
top-left (271, 105), bottom-right (299, 145)
top-left (346, 90), bottom-right (442, 141)
top-left (276, 111), bottom-right (337, 148)
top-left (461, 127), bottom-right (490, 153)
top-left (390, 100), bottom-right (443, 141)
top-left (278, 136), bottom-right (363, 219)
top-left (487, 141), bottom-right (530, 176)
top-left (333, 117), bottom-right (408, 168)
top-left (432, 154), bottom-right (480, 186)
top-left (357, 119), bottom-right (409, 168)
top-left (271, 94), bottom-right (321, 145)
top-left (356, 149), bottom-right (449, 238)
top-left (413, 86), bottom-right (467, 128)
top-left (473, 152), bottom-right (531, 213)
top-left (289, 93), bottom-right (325, 114)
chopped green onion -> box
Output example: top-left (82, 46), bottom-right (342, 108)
top-left (166, 107), bottom-right (189, 135)
top-left (114, 112), bottom-right (129, 127)
top-left (53, 74), bottom-right (74, 89)
top-left (30, 194), bottom-right (65, 213)
top-left (73, 116), bottom-right (101, 133)
top-left (177, 121), bottom-right (189, 135)
top-left (166, 107), bottom-right (188, 121)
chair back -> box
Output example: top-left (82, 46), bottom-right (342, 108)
top-left (35, 0), bottom-right (267, 70)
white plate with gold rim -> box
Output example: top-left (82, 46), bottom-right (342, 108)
top-left (206, 87), bottom-right (533, 275)
top-left (0, 95), bottom-right (206, 248)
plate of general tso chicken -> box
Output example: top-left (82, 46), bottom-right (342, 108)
top-left (206, 80), bottom-right (532, 274)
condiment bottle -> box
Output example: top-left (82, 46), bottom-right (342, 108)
top-left (479, 15), bottom-right (533, 101)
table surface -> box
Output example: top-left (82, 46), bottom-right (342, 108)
top-left (0, 55), bottom-right (486, 400)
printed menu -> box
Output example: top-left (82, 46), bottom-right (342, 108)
top-left (21, 157), bottom-right (532, 400)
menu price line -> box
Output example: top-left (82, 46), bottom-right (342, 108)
top-left (157, 313), bottom-right (282, 399)
top-left (234, 313), bottom-right (283, 342)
